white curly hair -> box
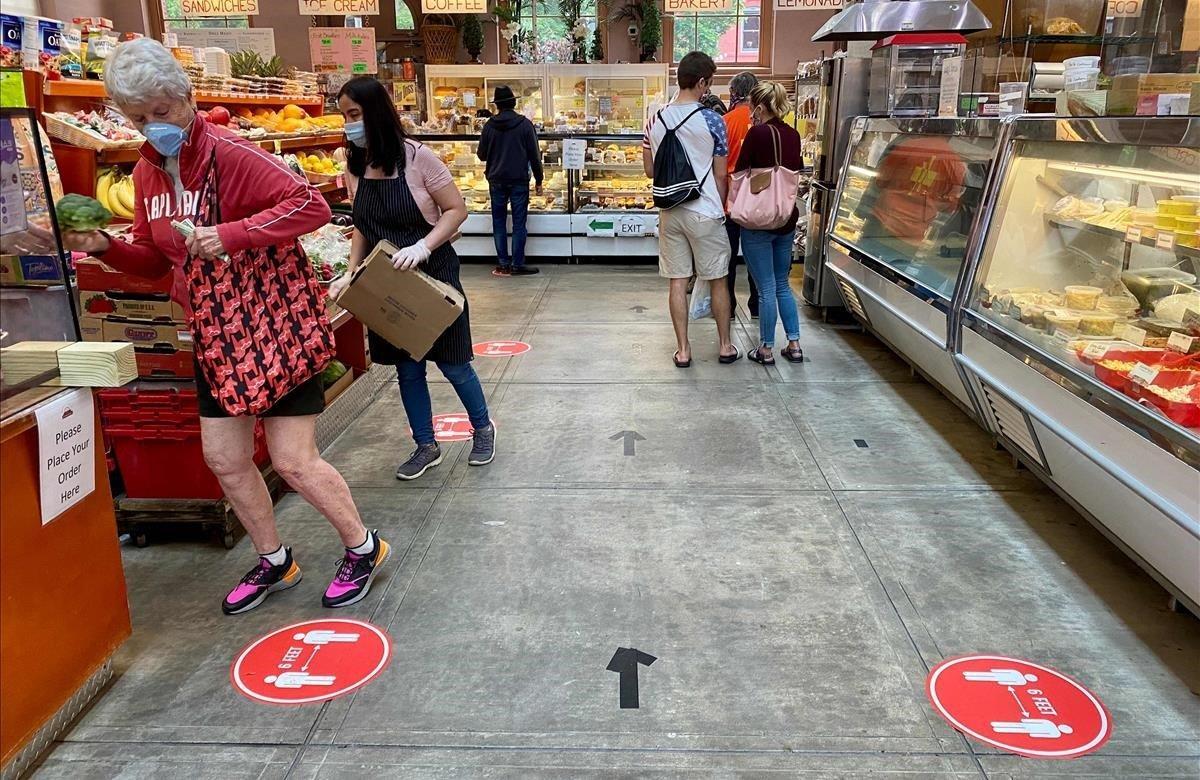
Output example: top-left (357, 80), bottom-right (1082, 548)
top-left (104, 38), bottom-right (192, 107)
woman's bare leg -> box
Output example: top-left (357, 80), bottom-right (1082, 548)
top-left (201, 416), bottom-right (280, 553)
top-left (263, 415), bottom-right (367, 548)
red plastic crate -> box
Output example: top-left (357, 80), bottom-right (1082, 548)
top-left (98, 384), bottom-right (199, 427)
top-left (1133, 370), bottom-right (1200, 428)
top-left (106, 422), bottom-right (269, 500)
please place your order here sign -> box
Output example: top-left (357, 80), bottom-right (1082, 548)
top-left (35, 389), bottom-right (96, 525)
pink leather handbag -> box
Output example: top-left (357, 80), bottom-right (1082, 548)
top-left (728, 125), bottom-right (800, 231)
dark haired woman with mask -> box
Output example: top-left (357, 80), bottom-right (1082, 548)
top-left (329, 76), bottom-right (495, 480)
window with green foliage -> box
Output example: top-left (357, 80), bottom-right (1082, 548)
top-left (521, 0), bottom-right (598, 48)
top-left (395, 0), bottom-right (416, 30)
top-left (160, 0), bottom-right (248, 29)
top-left (672, 0), bottom-right (762, 65)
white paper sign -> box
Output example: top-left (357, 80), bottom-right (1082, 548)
top-left (1167, 331), bottom-right (1195, 353)
top-left (174, 28), bottom-right (276, 58)
top-left (1130, 362), bottom-right (1160, 385)
top-left (618, 216), bottom-right (646, 237)
top-left (562, 138), bottom-right (587, 171)
top-left (938, 56), bottom-right (963, 118)
top-left (1155, 231), bottom-right (1175, 250)
top-left (1115, 323), bottom-right (1148, 346)
top-left (1125, 225), bottom-right (1143, 243)
top-left (1083, 342), bottom-right (1113, 359)
top-left (35, 389), bottom-right (96, 525)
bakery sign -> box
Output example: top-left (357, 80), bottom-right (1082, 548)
top-left (298, 0), bottom-right (380, 14)
top-left (179, 0), bottom-right (259, 16)
top-left (421, 0), bottom-right (488, 12)
top-left (665, 0), bottom-right (734, 11)
top-left (776, 0), bottom-right (844, 9)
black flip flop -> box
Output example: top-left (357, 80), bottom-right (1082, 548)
top-left (719, 346), bottom-right (742, 365)
top-left (780, 346), bottom-right (804, 363)
top-left (748, 347), bottom-right (775, 366)
top-left (673, 351), bottom-right (692, 368)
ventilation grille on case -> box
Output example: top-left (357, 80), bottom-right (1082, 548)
top-left (836, 277), bottom-right (869, 323)
top-left (979, 381), bottom-right (1045, 469)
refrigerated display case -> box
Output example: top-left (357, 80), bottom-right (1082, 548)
top-left (424, 65), bottom-right (547, 131)
top-left (954, 116), bottom-right (1199, 612)
top-left (417, 134), bottom-right (572, 258)
top-left (571, 135), bottom-right (659, 257)
top-left (803, 54), bottom-right (871, 309)
top-left (547, 65), bottom-right (669, 134)
top-left (825, 116), bottom-right (1001, 410)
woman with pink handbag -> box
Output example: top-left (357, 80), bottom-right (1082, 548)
top-left (729, 82), bottom-right (804, 366)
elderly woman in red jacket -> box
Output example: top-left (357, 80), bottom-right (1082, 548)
top-left (62, 39), bottom-right (388, 616)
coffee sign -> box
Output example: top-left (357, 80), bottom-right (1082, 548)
top-left (421, 0), bottom-right (488, 12)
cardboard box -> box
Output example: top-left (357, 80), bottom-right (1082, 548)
top-left (323, 368), bottom-right (355, 405)
top-left (0, 254), bottom-right (65, 285)
top-left (79, 289), bottom-right (186, 321)
top-left (75, 257), bottom-right (173, 297)
top-left (81, 316), bottom-right (193, 351)
top-left (336, 240), bottom-right (465, 361)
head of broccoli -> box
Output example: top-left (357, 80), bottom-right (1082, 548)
top-left (55, 194), bottom-right (113, 232)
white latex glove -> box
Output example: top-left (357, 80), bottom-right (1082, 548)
top-left (391, 239), bottom-right (431, 270)
top-left (328, 274), bottom-right (352, 300)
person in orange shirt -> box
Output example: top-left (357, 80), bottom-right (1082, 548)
top-left (723, 71), bottom-right (759, 317)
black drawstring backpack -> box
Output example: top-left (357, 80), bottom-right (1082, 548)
top-left (651, 107), bottom-right (709, 210)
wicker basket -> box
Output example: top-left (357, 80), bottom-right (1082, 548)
top-left (44, 113), bottom-right (144, 151)
top-left (422, 15), bottom-right (459, 65)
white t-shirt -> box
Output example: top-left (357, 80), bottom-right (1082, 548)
top-left (643, 101), bottom-right (729, 220)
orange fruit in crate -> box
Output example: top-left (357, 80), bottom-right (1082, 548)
top-left (282, 104), bottom-right (307, 120)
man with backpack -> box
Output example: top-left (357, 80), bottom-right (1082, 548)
top-left (643, 51), bottom-right (741, 368)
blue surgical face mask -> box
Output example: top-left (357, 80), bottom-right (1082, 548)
top-left (144, 122), bottom-right (187, 157)
top-left (344, 120), bottom-right (366, 147)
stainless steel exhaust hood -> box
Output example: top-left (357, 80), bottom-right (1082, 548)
top-left (811, 0), bottom-right (991, 42)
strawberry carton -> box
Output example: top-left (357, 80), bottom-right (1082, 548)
top-left (79, 289), bottom-right (185, 322)
top-left (76, 257), bottom-right (173, 297)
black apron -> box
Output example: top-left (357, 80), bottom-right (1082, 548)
top-left (353, 174), bottom-right (473, 365)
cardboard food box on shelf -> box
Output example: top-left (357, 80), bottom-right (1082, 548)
top-left (80, 316), bottom-right (194, 351)
top-left (75, 257), bottom-right (174, 297)
top-left (0, 254), bottom-right (65, 285)
top-left (79, 289), bottom-right (186, 321)
top-left (335, 240), bottom-right (465, 361)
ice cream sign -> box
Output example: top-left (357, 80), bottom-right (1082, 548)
top-left (926, 654), bottom-right (1112, 758)
top-left (232, 619), bottom-right (391, 704)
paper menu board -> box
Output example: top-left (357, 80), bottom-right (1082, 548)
top-left (938, 56), bottom-right (963, 118)
top-left (174, 27), bottom-right (276, 58)
top-left (309, 27), bottom-right (378, 75)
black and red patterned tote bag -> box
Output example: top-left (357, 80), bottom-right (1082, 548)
top-left (185, 149), bottom-right (334, 416)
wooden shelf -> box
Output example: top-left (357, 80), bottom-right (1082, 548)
top-left (89, 135), bottom-right (346, 167)
top-left (44, 79), bottom-right (322, 108)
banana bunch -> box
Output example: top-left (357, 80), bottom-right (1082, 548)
top-left (96, 168), bottom-right (136, 219)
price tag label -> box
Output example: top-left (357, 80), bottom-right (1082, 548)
top-left (1130, 362), bottom-right (1160, 386)
top-left (1115, 323), bottom-right (1147, 346)
top-left (1167, 331), bottom-right (1195, 353)
top-left (1125, 225), bottom-right (1143, 243)
top-left (463, 90), bottom-right (476, 108)
top-left (1156, 231), bottom-right (1175, 250)
top-left (1083, 342), bottom-right (1112, 359)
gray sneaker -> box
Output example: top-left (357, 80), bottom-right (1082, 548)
top-left (396, 443), bottom-right (442, 481)
top-left (468, 424), bottom-right (496, 466)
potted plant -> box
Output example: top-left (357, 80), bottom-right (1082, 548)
top-left (462, 15), bottom-right (485, 64)
top-left (639, 0), bottom-right (660, 63)
top-left (559, 0), bottom-right (589, 64)
top-left (589, 26), bottom-right (604, 63)
top-left (494, 0), bottom-right (525, 63)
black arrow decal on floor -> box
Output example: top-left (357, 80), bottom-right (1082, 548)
top-left (629, 305), bottom-right (647, 313)
top-left (606, 647), bottom-right (656, 709)
top-left (610, 430), bottom-right (646, 456)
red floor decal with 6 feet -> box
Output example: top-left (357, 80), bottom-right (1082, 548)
top-left (926, 654), bottom-right (1112, 759)
top-left (231, 619), bottom-right (391, 705)
top-left (473, 340), bottom-right (531, 357)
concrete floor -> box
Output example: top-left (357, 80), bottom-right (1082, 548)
top-left (32, 265), bottom-right (1200, 778)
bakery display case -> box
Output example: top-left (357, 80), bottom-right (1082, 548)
top-left (826, 116), bottom-right (1001, 409)
top-left (574, 136), bottom-right (651, 212)
top-left (0, 110), bottom-right (79, 421)
top-left (869, 34), bottom-right (967, 118)
top-left (416, 133), bottom-right (572, 258)
top-left (547, 65), bottom-right (668, 134)
top-left (424, 65), bottom-right (546, 132)
top-left (955, 116), bottom-right (1199, 611)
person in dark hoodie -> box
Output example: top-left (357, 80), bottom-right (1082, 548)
top-left (477, 85), bottom-right (543, 276)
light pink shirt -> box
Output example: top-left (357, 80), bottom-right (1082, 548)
top-left (348, 139), bottom-right (453, 227)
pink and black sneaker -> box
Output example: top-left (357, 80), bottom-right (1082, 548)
top-left (222, 548), bottom-right (302, 615)
top-left (323, 530), bottom-right (391, 608)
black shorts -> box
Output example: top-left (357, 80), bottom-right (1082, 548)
top-left (195, 361), bottom-right (327, 419)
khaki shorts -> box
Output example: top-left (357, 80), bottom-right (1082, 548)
top-left (658, 208), bottom-right (731, 281)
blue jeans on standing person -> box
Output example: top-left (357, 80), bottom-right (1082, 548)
top-left (397, 358), bottom-right (490, 446)
top-left (742, 228), bottom-right (800, 348)
top-left (490, 182), bottom-right (530, 269)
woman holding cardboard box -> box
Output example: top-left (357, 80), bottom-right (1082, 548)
top-left (328, 76), bottom-right (495, 480)
top-left (59, 39), bottom-right (389, 616)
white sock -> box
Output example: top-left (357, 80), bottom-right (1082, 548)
top-left (348, 532), bottom-right (375, 556)
top-left (261, 546), bottom-right (287, 566)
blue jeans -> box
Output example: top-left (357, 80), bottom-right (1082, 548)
top-left (397, 358), bottom-right (490, 446)
top-left (490, 182), bottom-right (530, 268)
top-left (742, 228), bottom-right (800, 348)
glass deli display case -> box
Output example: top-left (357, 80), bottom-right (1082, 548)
top-left (574, 136), bottom-right (651, 212)
top-left (826, 116), bottom-right (1000, 409)
top-left (0, 109), bottom-right (79, 421)
top-left (547, 65), bottom-right (668, 134)
top-left (868, 34), bottom-right (967, 118)
top-left (956, 116), bottom-right (1199, 612)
